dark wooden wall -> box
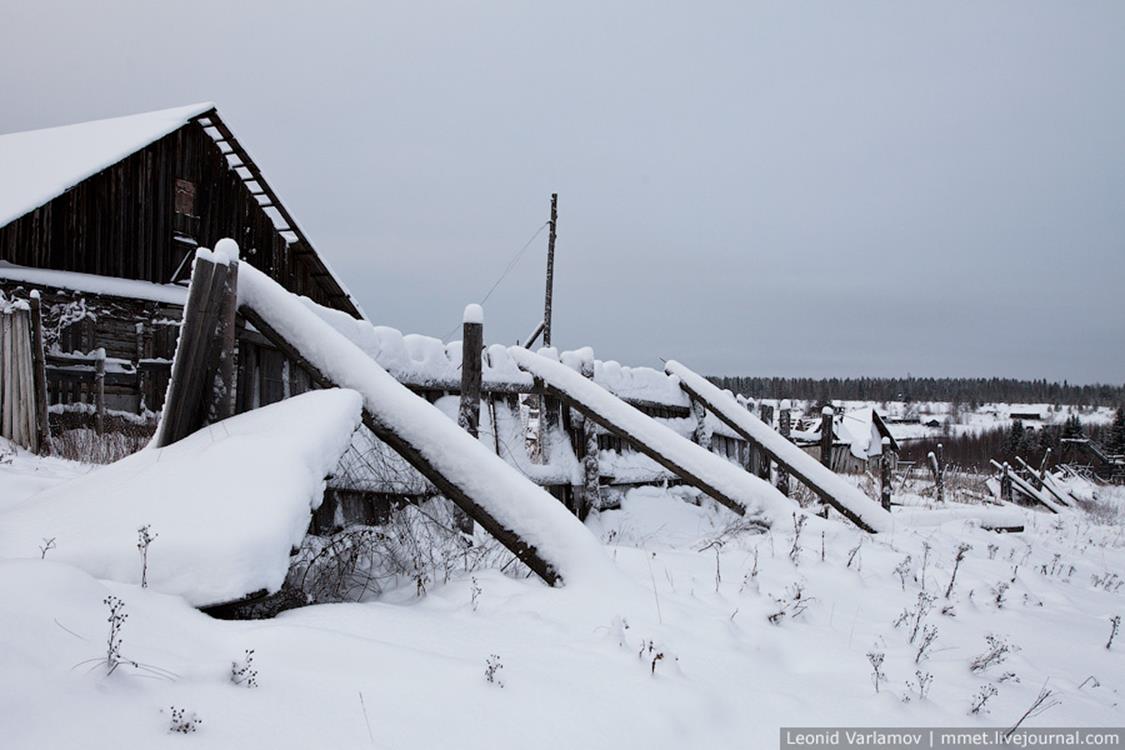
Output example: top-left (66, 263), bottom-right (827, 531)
top-left (0, 120), bottom-right (359, 317)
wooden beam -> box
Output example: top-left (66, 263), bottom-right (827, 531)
top-left (237, 305), bottom-right (561, 586)
top-left (532, 380), bottom-right (747, 517)
top-left (674, 379), bottom-right (878, 533)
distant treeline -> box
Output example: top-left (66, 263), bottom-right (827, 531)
top-left (708, 376), bottom-right (1125, 408)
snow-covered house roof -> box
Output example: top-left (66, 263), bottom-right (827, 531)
top-left (0, 103), bottom-right (364, 319)
top-left (0, 103), bottom-right (213, 228)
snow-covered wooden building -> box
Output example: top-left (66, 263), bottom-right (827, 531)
top-left (0, 103), bottom-right (362, 421)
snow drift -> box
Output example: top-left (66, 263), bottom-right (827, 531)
top-left (0, 389), bottom-right (363, 607)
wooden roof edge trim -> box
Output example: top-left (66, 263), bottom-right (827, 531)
top-left (188, 109), bottom-right (366, 321)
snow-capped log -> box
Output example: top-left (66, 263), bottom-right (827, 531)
top-left (664, 361), bottom-right (893, 533)
top-left (508, 346), bottom-right (793, 527)
top-left (236, 263), bottom-right (609, 587)
top-left (989, 459), bottom-right (1062, 514)
top-left (1015, 456), bottom-right (1072, 507)
top-left (0, 390), bottom-right (364, 607)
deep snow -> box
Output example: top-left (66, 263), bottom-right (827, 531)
top-left (1, 438), bottom-right (1122, 748)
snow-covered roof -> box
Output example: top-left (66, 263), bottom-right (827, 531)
top-left (0, 262), bottom-right (189, 305)
top-left (0, 103), bottom-right (213, 228)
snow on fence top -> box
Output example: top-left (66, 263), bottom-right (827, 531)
top-left (0, 103), bottom-right (214, 227)
top-left (303, 299), bottom-right (533, 391)
top-left (0, 262), bottom-right (189, 306)
top-left (665, 361), bottom-right (893, 533)
top-left (0, 389), bottom-right (363, 607)
top-left (238, 262), bottom-right (612, 587)
top-left (301, 297), bottom-right (694, 413)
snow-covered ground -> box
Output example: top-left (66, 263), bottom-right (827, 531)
top-left (0, 440), bottom-right (1122, 748)
top-left (764, 400), bottom-right (1117, 443)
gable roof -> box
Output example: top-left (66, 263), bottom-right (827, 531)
top-left (0, 103), bottom-right (366, 319)
top-left (0, 103), bottom-right (214, 228)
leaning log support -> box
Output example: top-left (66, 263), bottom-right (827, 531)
top-left (991, 459), bottom-right (1060, 513)
top-left (155, 248), bottom-right (236, 447)
top-left (665, 361), bottom-right (891, 533)
top-left (237, 302), bottom-right (574, 587)
top-left (508, 348), bottom-right (789, 520)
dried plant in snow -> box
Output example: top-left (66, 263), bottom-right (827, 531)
top-left (788, 514), bottom-right (807, 565)
top-left (39, 537), bottom-right (56, 559)
top-left (136, 525), bottom-right (157, 588)
top-left (866, 650), bottom-right (886, 693)
top-left (168, 706), bottom-right (202, 734)
top-left (970, 684), bottom-right (998, 715)
top-left (230, 649), bottom-right (258, 688)
top-left (103, 595), bottom-right (136, 675)
top-left (484, 654), bottom-right (504, 687)
top-left (1108, 615), bottom-right (1121, 650)
top-left (768, 583), bottom-right (813, 624)
top-left (846, 538), bottom-right (863, 570)
top-left (893, 555), bottom-right (913, 590)
top-left (991, 581), bottom-right (1010, 609)
top-left (945, 543), bottom-right (972, 599)
top-left (970, 634), bottom-right (1019, 674)
top-left (915, 624), bottom-right (938, 663)
top-left (1004, 682), bottom-right (1060, 740)
top-left (914, 670), bottom-right (933, 699)
top-left (471, 576), bottom-right (482, 612)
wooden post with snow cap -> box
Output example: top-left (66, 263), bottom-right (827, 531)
top-left (757, 403), bottom-right (774, 481)
top-left (819, 406), bottom-right (834, 469)
top-left (777, 400), bottom-right (791, 496)
top-left (455, 303), bottom-right (484, 534)
top-left (928, 443), bottom-right (944, 503)
top-left (1000, 462), bottom-right (1013, 504)
top-left (28, 291), bottom-right (50, 453)
top-left (880, 436), bottom-right (893, 510)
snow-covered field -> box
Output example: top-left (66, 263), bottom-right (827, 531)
top-left (1, 436), bottom-right (1122, 749)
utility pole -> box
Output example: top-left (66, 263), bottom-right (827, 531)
top-left (542, 193), bottom-right (558, 347)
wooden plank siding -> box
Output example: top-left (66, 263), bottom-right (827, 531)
top-left (0, 116), bottom-right (359, 318)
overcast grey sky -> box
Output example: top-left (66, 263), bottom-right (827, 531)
top-left (2, 1), bottom-right (1122, 383)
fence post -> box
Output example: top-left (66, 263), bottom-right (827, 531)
top-left (1000, 462), bottom-right (1013, 504)
top-left (880, 436), bottom-right (893, 510)
top-left (28, 292), bottom-right (50, 453)
top-left (691, 399), bottom-right (712, 451)
top-left (94, 349), bottom-right (106, 435)
top-left (455, 304), bottom-right (483, 533)
top-left (154, 249), bottom-right (231, 448)
top-left (928, 443), bottom-right (944, 503)
top-left (209, 257), bottom-right (239, 423)
top-left (758, 402), bottom-right (774, 481)
top-left (777, 399), bottom-right (791, 496)
top-left (579, 356), bottom-right (600, 520)
top-left (820, 406), bottom-right (834, 469)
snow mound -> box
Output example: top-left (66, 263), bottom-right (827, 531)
top-left (0, 389), bottom-right (363, 607)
